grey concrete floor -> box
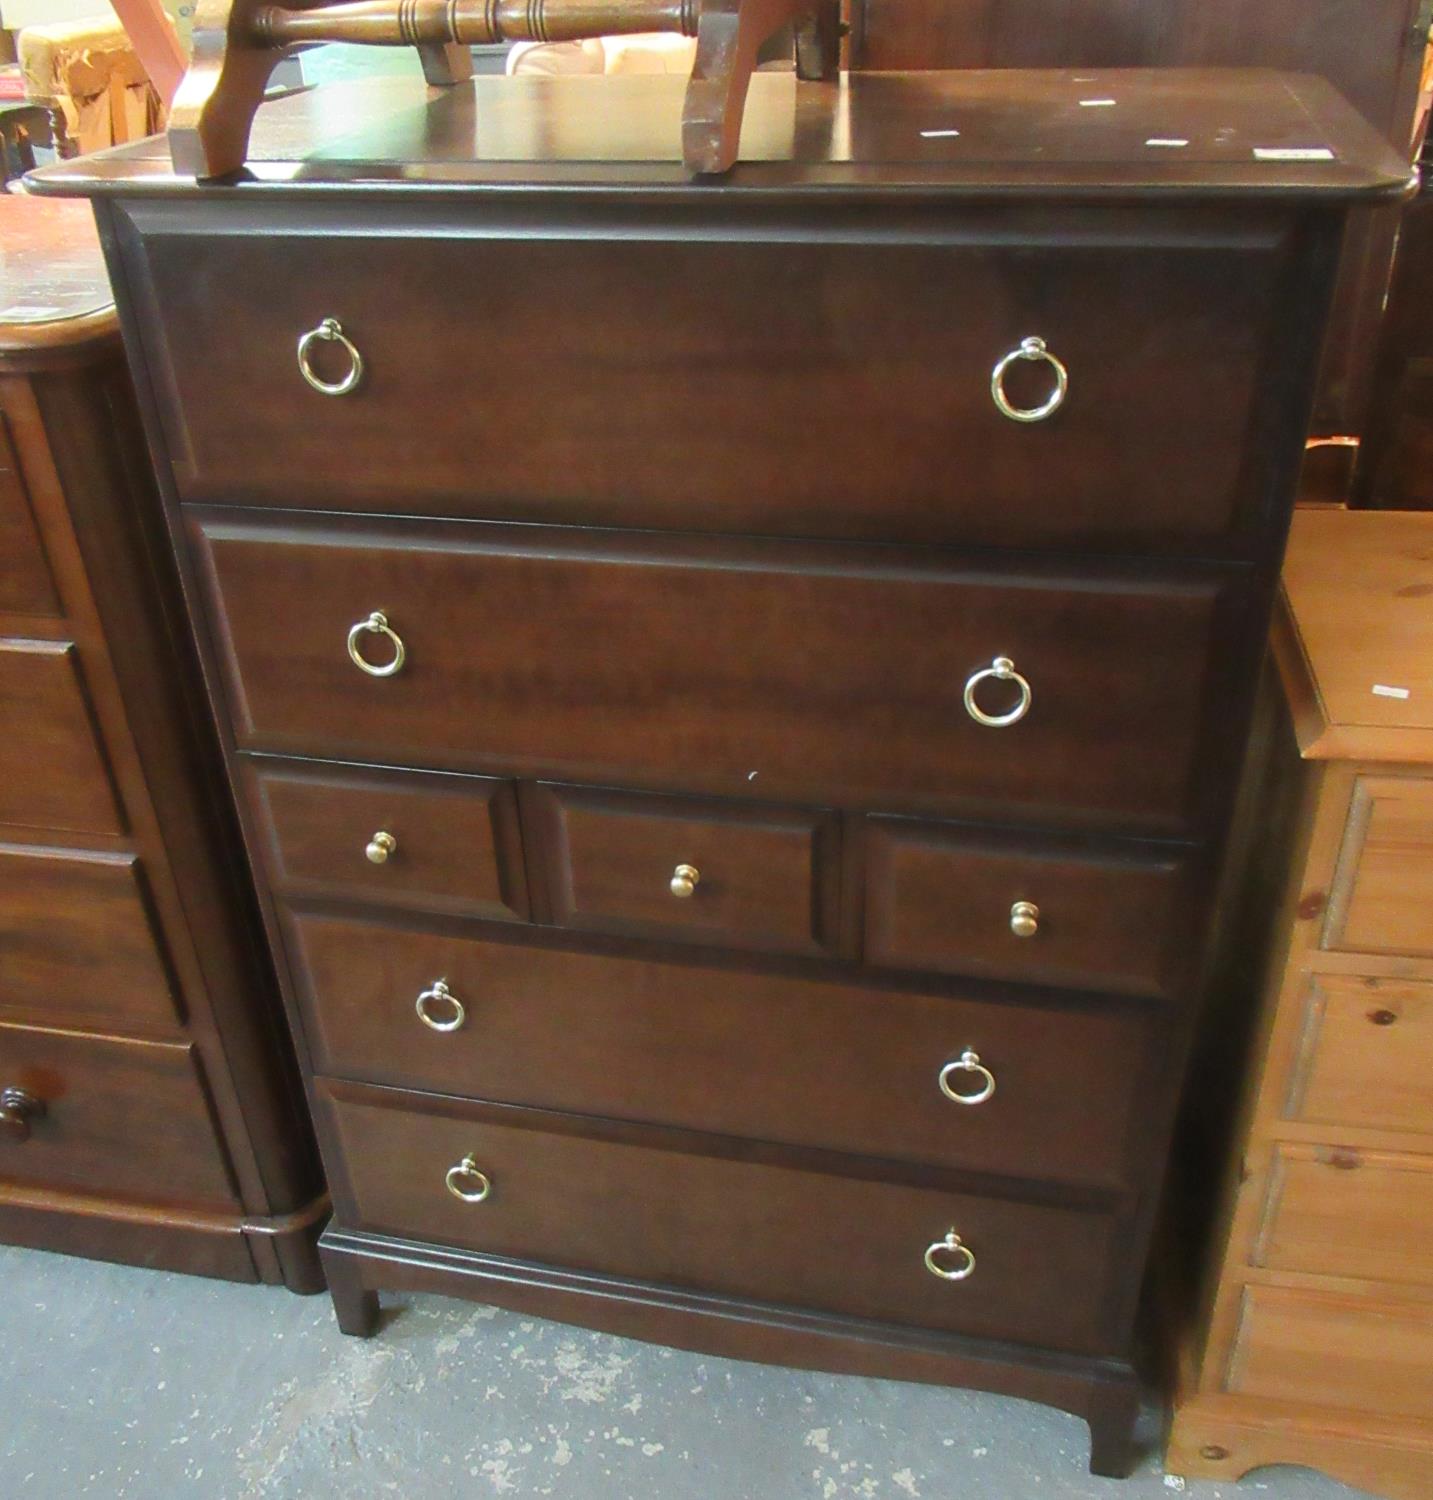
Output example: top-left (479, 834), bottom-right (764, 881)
top-left (1, 1243), bottom-right (1376, 1500)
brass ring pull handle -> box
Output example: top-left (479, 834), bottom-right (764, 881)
top-left (365, 830), bottom-right (397, 865)
top-left (670, 863), bottom-right (701, 899)
top-left (0, 1086), bottom-right (46, 1143)
top-left (991, 335), bottom-right (1068, 423)
top-left (416, 978), bottom-right (466, 1033)
top-left (445, 1154), bottom-right (492, 1203)
top-left (347, 611), bottom-right (405, 677)
top-left (938, 1049), bottom-right (996, 1106)
top-left (297, 317), bottom-right (364, 396)
top-left (1010, 901), bottom-right (1040, 939)
top-left (924, 1229), bottom-right (976, 1282)
top-left (963, 656), bottom-right (1032, 728)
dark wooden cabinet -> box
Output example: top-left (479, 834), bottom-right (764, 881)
top-left (0, 196), bottom-right (324, 1288)
top-left (32, 67), bottom-right (1408, 1474)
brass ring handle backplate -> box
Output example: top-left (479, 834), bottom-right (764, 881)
top-left (938, 1049), bottom-right (996, 1106)
top-left (924, 1229), bottom-right (976, 1282)
top-left (0, 1086), bottom-right (46, 1143)
top-left (445, 1154), bottom-right (492, 1203)
top-left (297, 317), bottom-right (364, 396)
top-left (963, 656), bottom-right (1032, 728)
top-left (991, 335), bottom-right (1068, 423)
top-left (347, 611), bottom-right (406, 677)
top-left (416, 979), bottom-right (466, 1033)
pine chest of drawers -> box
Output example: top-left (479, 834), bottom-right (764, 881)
top-left (34, 66), bottom-right (1409, 1474)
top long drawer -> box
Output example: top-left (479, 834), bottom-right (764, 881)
top-left (118, 202), bottom-right (1299, 557)
top-left (190, 512), bottom-right (1247, 835)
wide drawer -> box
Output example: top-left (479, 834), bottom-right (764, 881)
top-left (1254, 1143), bottom-right (1433, 1287)
top-left (0, 1021), bottom-right (237, 1208)
top-left (0, 843), bottom-right (180, 1034)
top-left (191, 514), bottom-right (1243, 835)
top-left (864, 818), bottom-right (1196, 998)
top-left (288, 910), bottom-right (1158, 1190)
top-left (1227, 1284), bottom-right (1433, 1422)
top-left (0, 640), bottom-right (121, 837)
top-left (243, 756), bottom-right (529, 922)
top-left (1324, 776), bottom-right (1433, 956)
top-left (320, 1079), bottom-right (1126, 1353)
top-left (126, 202), bottom-right (1287, 557)
top-left (528, 782), bottom-right (839, 957)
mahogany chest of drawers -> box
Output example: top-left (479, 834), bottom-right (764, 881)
top-left (34, 66), bottom-right (1409, 1473)
top-left (0, 194), bottom-right (324, 1287)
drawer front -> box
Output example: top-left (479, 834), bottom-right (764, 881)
top-left (192, 515), bottom-right (1240, 835)
top-left (0, 1021), bottom-right (237, 1208)
top-left (1325, 777), bottom-right (1433, 956)
top-left (289, 911), bottom-right (1157, 1190)
top-left (864, 819), bottom-right (1195, 997)
top-left (244, 756), bottom-right (528, 921)
top-left (1287, 977), bottom-right (1433, 1136)
top-left (321, 1081), bottom-right (1125, 1353)
top-left (0, 844), bottom-right (180, 1034)
top-left (529, 783), bottom-right (838, 956)
top-left (1254, 1144), bottom-right (1433, 1287)
top-left (0, 416), bottom-right (58, 617)
top-left (129, 204), bottom-right (1287, 557)
top-left (0, 640), bottom-right (122, 837)
top-left (1228, 1284), bottom-right (1433, 1422)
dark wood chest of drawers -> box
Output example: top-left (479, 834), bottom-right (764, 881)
top-left (34, 66), bottom-right (1410, 1474)
top-left (0, 195), bottom-right (324, 1286)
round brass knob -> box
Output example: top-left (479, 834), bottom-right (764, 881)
top-left (416, 979), bottom-right (465, 1033)
top-left (445, 1154), bottom-right (492, 1203)
top-left (366, 831), bottom-right (397, 865)
top-left (0, 1086), bottom-right (46, 1143)
top-left (1010, 901), bottom-right (1040, 939)
top-left (938, 1049), bottom-right (996, 1106)
top-left (924, 1229), bottom-right (976, 1282)
top-left (670, 863), bottom-right (701, 899)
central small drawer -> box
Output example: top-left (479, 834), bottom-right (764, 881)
top-left (319, 1079), bottom-right (1126, 1354)
top-left (191, 513), bottom-right (1242, 835)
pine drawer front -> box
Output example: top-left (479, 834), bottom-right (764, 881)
top-left (288, 910), bottom-right (1158, 1190)
top-left (0, 844), bottom-right (181, 1034)
top-left (864, 818), bottom-right (1195, 998)
top-left (528, 783), bottom-right (839, 957)
top-left (1227, 1284), bottom-right (1433, 1422)
top-left (243, 756), bottom-right (528, 922)
top-left (191, 514), bottom-right (1242, 836)
top-left (1285, 977), bottom-right (1433, 1136)
top-left (320, 1080), bottom-right (1126, 1354)
top-left (124, 202), bottom-right (1289, 558)
top-left (0, 1021), bottom-right (237, 1208)
top-left (1253, 1144), bottom-right (1433, 1287)
top-left (1324, 777), bottom-right (1433, 956)
top-left (0, 640), bottom-right (121, 837)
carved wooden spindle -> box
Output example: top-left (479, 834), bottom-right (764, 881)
top-left (167, 0), bottom-right (839, 181)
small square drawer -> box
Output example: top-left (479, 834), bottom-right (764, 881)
top-left (1253, 1143), bottom-right (1433, 1288)
top-left (244, 757), bottom-right (528, 921)
top-left (1324, 776), bottom-right (1433, 956)
top-left (864, 819), bottom-right (1194, 997)
top-left (529, 783), bottom-right (840, 957)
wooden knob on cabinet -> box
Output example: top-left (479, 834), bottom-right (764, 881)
top-left (670, 863), bottom-right (700, 899)
top-left (366, 830), bottom-right (397, 865)
top-left (0, 1087), bottom-right (45, 1143)
top-left (1009, 901), bottom-right (1039, 939)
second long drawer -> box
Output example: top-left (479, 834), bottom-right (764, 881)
top-left (285, 910), bottom-right (1161, 1191)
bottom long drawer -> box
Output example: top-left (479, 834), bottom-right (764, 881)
top-left (318, 1079), bottom-right (1128, 1355)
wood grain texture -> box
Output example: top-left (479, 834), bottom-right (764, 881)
top-left (0, 416), bottom-right (58, 616)
top-left (1324, 775), bottom-right (1433, 955)
top-left (244, 755), bottom-right (528, 922)
top-left (319, 1077), bottom-right (1127, 1354)
top-left (287, 909), bottom-right (1158, 1191)
top-left (0, 640), bottom-right (123, 837)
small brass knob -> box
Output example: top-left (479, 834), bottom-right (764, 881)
top-left (1010, 901), bottom-right (1039, 939)
top-left (0, 1086), bottom-right (45, 1143)
top-left (366, 831), bottom-right (397, 865)
top-left (670, 863), bottom-right (700, 899)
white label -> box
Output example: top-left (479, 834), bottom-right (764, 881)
top-left (1372, 684), bottom-right (1412, 700)
top-left (1145, 138), bottom-right (1190, 148)
top-left (1079, 98), bottom-right (1117, 108)
top-left (919, 128), bottom-right (961, 139)
top-left (1253, 146), bottom-right (1336, 161)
